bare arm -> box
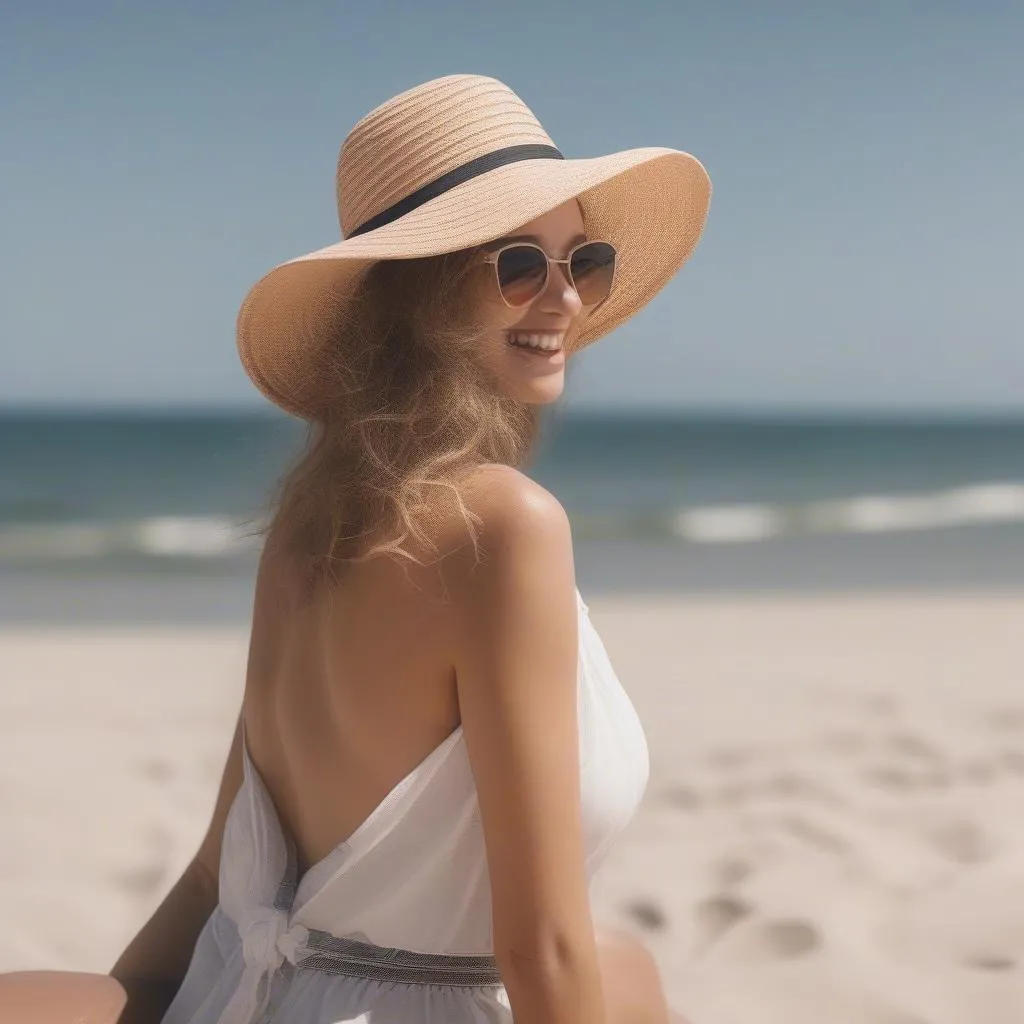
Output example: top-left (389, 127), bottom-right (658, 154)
top-left (452, 468), bottom-right (607, 1024)
top-left (108, 710), bottom-right (245, 1024)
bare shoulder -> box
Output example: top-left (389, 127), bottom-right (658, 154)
top-left (446, 461), bottom-right (577, 673)
top-left (443, 462), bottom-right (576, 631)
top-left (453, 462), bottom-right (574, 570)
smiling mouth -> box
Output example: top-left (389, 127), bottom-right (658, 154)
top-left (505, 331), bottom-right (566, 354)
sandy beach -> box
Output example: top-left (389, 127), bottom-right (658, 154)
top-left (3, 590), bottom-right (1023, 1024)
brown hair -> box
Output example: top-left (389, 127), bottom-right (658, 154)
top-left (260, 247), bottom-right (543, 588)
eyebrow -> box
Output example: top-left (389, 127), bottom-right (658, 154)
top-left (482, 232), bottom-right (588, 253)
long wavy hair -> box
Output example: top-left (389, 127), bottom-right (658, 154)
top-left (260, 245), bottom-right (546, 590)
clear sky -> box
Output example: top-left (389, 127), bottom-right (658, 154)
top-left (2, 1), bottom-right (1022, 413)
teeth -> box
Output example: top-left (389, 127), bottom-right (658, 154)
top-left (507, 332), bottom-right (564, 352)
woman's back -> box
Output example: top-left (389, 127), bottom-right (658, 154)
top-left (243, 515), bottom-right (467, 886)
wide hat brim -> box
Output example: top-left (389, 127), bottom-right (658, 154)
top-left (237, 147), bottom-right (711, 419)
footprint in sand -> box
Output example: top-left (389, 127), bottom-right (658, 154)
top-left (110, 825), bottom-right (174, 897)
top-left (756, 919), bottom-right (821, 958)
top-left (138, 757), bottom-right (174, 782)
top-left (959, 759), bottom-right (996, 785)
top-left (704, 746), bottom-right (757, 771)
top-left (861, 764), bottom-right (927, 792)
top-left (997, 749), bottom-right (1024, 775)
top-left (111, 861), bottom-right (169, 897)
top-left (760, 771), bottom-right (839, 805)
top-left (925, 819), bottom-right (994, 865)
top-left (624, 898), bottom-right (668, 932)
top-left (661, 784), bottom-right (703, 811)
top-left (726, 918), bottom-right (823, 962)
top-left (859, 693), bottom-right (899, 719)
top-left (985, 705), bottom-right (1024, 733)
top-left (880, 730), bottom-right (944, 764)
top-left (692, 893), bottom-right (754, 949)
top-left (701, 770), bottom-right (842, 810)
top-left (965, 953), bottom-right (1016, 971)
top-left (712, 780), bottom-right (755, 806)
top-left (710, 856), bottom-right (754, 889)
top-left (777, 813), bottom-right (850, 856)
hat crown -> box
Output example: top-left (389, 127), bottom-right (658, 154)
top-left (336, 75), bottom-right (557, 238)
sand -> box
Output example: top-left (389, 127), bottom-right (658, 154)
top-left (3, 590), bottom-right (1024, 1024)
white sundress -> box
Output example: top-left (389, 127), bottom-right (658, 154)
top-left (161, 588), bottom-right (650, 1024)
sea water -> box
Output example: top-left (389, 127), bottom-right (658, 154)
top-left (2, 410), bottom-right (1022, 622)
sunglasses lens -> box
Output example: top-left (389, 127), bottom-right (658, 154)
top-left (496, 245), bottom-right (548, 306)
top-left (569, 241), bottom-right (616, 305)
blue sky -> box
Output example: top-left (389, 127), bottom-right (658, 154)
top-left (1, 1), bottom-right (1022, 413)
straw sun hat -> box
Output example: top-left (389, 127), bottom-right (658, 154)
top-left (237, 74), bottom-right (712, 419)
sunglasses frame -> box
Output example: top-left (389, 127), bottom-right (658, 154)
top-left (480, 239), bottom-right (618, 309)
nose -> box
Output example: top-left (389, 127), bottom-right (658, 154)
top-left (538, 260), bottom-right (583, 317)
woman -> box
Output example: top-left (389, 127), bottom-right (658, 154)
top-left (16, 74), bottom-right (710, 1023)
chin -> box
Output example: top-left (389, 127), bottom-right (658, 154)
top-left (509, 378), bottom-right (565, 405)
top-left (530, 385), bottom-right (565, 406)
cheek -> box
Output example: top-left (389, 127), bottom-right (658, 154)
top-left (487, 304), bottom-right (528, 338)
top-left (468, 272), bottom-right (519, 328)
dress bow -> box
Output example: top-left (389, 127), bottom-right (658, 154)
top-left (216, 905), bottom-right (310, 1024)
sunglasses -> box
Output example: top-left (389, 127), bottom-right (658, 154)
top-left (481, 240), bottom-right (617, 309)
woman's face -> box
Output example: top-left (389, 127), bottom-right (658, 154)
top-left (469, 199), bottom-right (592, 405)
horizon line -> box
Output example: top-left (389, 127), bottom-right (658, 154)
top-left (1, 403), bottom-right (1023, 424)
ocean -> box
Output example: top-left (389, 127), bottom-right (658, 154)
top-left (2, 411), bottom-right (1023, 622)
